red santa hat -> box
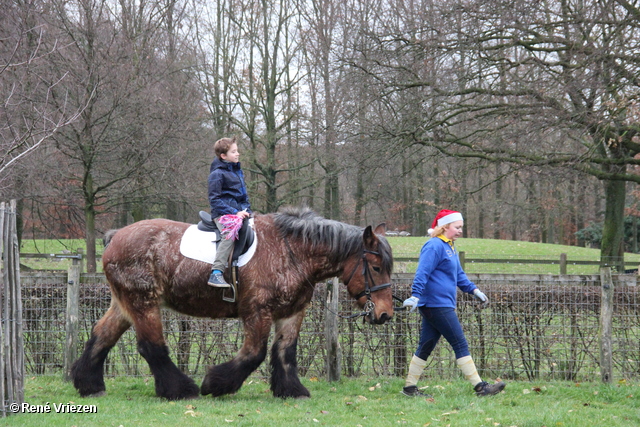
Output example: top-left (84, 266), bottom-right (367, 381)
top-left (428, 209), bottom-right (463, 235)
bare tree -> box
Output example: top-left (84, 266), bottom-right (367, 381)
top-left (0, 2), bottom-right (86, 185)
top-left (349, 0), bottom-right (640, 265)
top-left (36, 0), bottom-right (204, 271)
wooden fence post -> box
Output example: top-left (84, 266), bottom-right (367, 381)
top-left (0, 200), bottom-right (25, 417)
top-left (560, 253), bottom-right (567, 275)
top-left (459, 251), bottom-right (465, 270)
top-left (63, 255), bottom-right (82, 381)
top-left (325, 277), bottom-right (341, 381)
top-left (599, 267), bottom-right (614, 384)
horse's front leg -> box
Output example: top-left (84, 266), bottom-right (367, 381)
top-left (271, 311), bottom-right (310, 399)
top-left (200, 312), bottom-right (271, 397)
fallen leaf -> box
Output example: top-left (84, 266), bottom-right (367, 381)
top-left (522, 389), bottom-right (531, 394)
top-left (309, 377), bottom-right (319, 382)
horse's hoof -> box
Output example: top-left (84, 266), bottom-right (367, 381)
top-left (295, 395), bottom-right (310, 400)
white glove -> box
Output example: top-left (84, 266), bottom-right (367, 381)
top-left (403, 296), bottom-right (419, 312)
top-left (473, 289), bottom-right (489, 307)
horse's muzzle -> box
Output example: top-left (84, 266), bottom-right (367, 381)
top-left (367, 311), bottom-right (391, 325)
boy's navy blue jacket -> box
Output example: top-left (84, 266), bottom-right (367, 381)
top-left (208, 158), bottom-right (252, 217)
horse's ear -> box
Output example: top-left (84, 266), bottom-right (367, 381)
top-left (374, 223), bottom-right (386, 236)
top-left (363, 225), bottom-right (378, 249)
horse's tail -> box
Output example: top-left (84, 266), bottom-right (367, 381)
top-left (103, 229), bottom-right (120, 248)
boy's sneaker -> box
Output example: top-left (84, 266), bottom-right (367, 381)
top-left (401, 385), bottom-right (432, 397)
top-left (474, 381), bottom-right (506, 396)
top-left (207, 270), bottom-right (230, 288)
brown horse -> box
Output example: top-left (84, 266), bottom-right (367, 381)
top-left (71, 207), bottom-right (394, 400)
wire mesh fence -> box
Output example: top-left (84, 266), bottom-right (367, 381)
top-left (17, 272), bottom-right (640, 383)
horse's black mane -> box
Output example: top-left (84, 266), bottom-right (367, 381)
top-left (273, 206), bottom-right (393, 274)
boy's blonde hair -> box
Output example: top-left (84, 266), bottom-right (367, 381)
top-left (214, 137), bottom-right (237, 158)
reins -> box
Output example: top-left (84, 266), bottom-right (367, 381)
top-left (283, 236), bottom-right (404, 320)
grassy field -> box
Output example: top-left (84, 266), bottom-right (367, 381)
top-left (388, 236), bottom-right (640, 274)
top-left (19, 236), bottom-right (640, 274)
top-left (4, 376), bottom-right (638, 427)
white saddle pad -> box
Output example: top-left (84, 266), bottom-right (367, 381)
top-left (179, 219), bottom-right (257, 267)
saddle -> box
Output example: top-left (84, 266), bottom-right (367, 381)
top-left (197, 211), bottom-right (255, 303)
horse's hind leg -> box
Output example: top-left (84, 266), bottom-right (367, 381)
top-left (270, 311), bottom-right (310, 398)
top-left (71, 301), bottom-right (131, 397)
top-left (131, 306), bottom-right (200, 400)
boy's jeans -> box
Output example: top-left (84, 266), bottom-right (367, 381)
top-left (212, 217), bottom-right (234, 271)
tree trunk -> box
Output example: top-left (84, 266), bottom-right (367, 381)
top-left (354, 164), bottom-right (365, 226)
top-left (493, 164), bottom-right (502, 239)
top-left (84, 173), bottom-right (97, 273)
top-left (600, 178), bottom-right (626, 271)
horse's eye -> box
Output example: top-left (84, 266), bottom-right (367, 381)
top-left (372, 266), bottom-right (381, 273)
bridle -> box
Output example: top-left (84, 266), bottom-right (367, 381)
top-left (342, 249), bottom-right (392, 318)
top-left (283, 237), bottom-right (405, 320)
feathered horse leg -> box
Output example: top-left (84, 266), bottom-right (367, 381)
top-left (201, 310), bottom-right (271, 396)
top-left (270, 311), bottom-right (310, 398)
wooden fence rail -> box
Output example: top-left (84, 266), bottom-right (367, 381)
top-left (22, 251), bottom-right (637, 275)
top-left (395, 252), bottom-right (636, 274)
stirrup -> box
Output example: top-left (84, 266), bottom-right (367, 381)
top-left (222, 264), bottom-right (238, 303)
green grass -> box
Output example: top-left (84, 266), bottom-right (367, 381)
top-left (387, 236), bottom-right (628, 258)
top-left (388, 236), bottom-right (640, 274)
top-left (20, 238), bottom-right (88, 254)
top-left (5, 376), bottom-right (638, 426)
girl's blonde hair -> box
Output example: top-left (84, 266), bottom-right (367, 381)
top-left (429, 224), bottom-right (447, 237)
